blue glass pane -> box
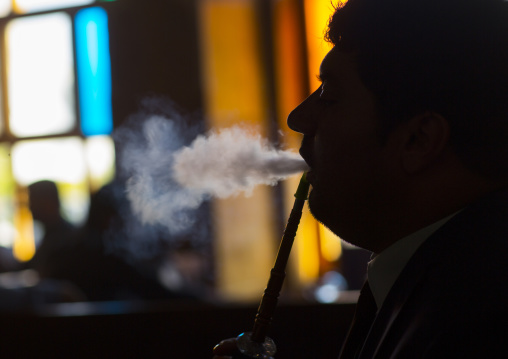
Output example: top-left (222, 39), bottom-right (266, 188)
top-left (75, 7), bottom-right (113, 136)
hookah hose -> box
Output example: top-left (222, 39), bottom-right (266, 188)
top-left (251, 172), bottom-right (310, 342)
top-left (234, 173), bottom-right (310, 358)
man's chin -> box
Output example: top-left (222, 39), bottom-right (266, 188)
top-left (308, 192), bottom-right (363, 248)
top-left (307, 192), bottom-right (336, 232)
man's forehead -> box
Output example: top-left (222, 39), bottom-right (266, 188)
top-left (319, 47), bottom-right (356, 80)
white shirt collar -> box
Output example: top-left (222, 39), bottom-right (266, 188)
top-left (367, 212), bottom-right (458, 310)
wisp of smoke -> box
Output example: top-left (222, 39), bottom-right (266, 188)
top-left (119, 115), bottom-right (204, 235)
top-left (173, 126), bottom-right (308, 198)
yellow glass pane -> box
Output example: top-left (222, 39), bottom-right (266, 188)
top-left (0, 144), bottom-right (16, 248)
top-left (12, 186), bottom-right (35, 261)
top-left (0, 144), bottom-right (14, 197)
top-left (295, 203), bottom-right (320, 283)
top-left (320, 222), bottom-right (342, 262)
top-left (57, 181), bottom-right (90, 226)
top-left (6, 12), bottom-right (76, 137)
top-left (84, 135), bottom-right (115, 192)
top-left (13, 0), bottom-right (93, 14)
top-left (200, 0), bottom-right (268, 132)
top-left (199, 0), bottom-right (277, 301)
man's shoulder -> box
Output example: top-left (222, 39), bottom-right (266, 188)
top-left (406, 188), bottom-right (508, 298)
top-left (372, 204), bottom-right (508, 358)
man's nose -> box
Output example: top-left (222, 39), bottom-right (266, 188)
top-left (287, 88), bottom-right (320, 135)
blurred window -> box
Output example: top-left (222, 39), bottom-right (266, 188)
top-left (0, 3), bottom-right (117, 260)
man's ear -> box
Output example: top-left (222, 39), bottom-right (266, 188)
top-left (401, 112), bottom-right (450, 174)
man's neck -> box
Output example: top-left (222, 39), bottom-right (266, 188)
top-left (371, 166), bottom-right (506, 253)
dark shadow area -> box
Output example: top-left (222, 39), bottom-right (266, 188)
top-left (0, 301), bottom-right (356, 359)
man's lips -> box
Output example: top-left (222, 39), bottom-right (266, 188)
top-left (299, 148), bottom-right (314, 169)
top-left (299, 147), bottom-right (315, 185)
top-left (299, 135), bottom-right (315, 168)
top-left (305, 169), bottom-right (315, 185)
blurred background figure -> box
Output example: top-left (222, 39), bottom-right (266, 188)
top-left (0, 180), bottom-right (86, 310)
top-left (0, 179), bottom-right (202, 312)
top-left (41, 182), bottom-right (200, 302)
top-left (24, 180), bottom-right (79, 278)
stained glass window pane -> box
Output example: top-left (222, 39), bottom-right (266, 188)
top-left (0, 144), bottom-right (15, 247)
top-left (199, 0), bottom-right (277, 301)
top-left (75, 7), bottom-right (113, 136)
top-left (11, 138), bottom-right (86, 185)
top-left (84, 135), bottom-right (115, 191)
top-left (11, 138), bottom-right (89, 224)
top-left (7, 12), bottom-right (76, 137)
top-left (14, 0), bottom-right (93, 14)
top-left (304, 0), bottom-right (334, 91)
top-left (0, 0), bottom-right (11, 17)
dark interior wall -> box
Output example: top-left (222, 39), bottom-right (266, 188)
top-left (108, 0), bottom-right (203, 129)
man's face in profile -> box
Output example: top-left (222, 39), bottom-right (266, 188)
top-left (287, 48), bottom-right (402, 250)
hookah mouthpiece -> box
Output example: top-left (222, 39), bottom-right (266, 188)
top-left (293, 172), bottom-right (310, 201)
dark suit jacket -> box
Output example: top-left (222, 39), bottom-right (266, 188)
top-left (352, 189), bottom-right (508, 358)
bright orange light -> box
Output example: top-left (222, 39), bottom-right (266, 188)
top-left (304, 0), bottom-right (336, 91)
top-left (296, 206), bottom-right (320, 283)
top-left (285, 1), bottom-right (342, 284)
top-left (320, 224), bottom-right (342, 262)
top-left (273, 0), bottom-right (307, 145)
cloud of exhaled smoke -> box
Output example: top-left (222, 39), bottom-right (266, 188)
top-left (172, 125), bottom-right (308, 198)
top-left (112, 99), bottom-right (307, 258)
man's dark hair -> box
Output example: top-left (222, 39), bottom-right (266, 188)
top-left (326, 0), bottom-right (508, 180)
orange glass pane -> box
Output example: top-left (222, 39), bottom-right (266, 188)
top-left (272, 0), bottom-right (306, 147)
top-left (304, 0), bottom-right (335, 91)
top-left (12, 186), bottom-right (35, 262)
